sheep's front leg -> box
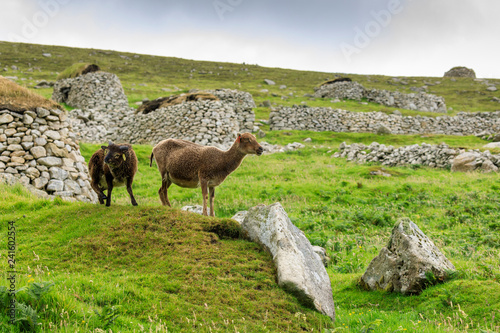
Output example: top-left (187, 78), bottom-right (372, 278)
top-left (201, 180), bottom-right (209, 216)
top-left (126, 177), bottom-right (138, 206)
top-left (209, 186), bottom-right (215, 217)
top-left (105, 174), bottom-right (114, 207)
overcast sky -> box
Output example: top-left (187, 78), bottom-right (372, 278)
top-left (1, 0), bottom-right (499, 78)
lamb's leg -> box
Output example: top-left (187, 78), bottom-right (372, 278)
top-left (126, 177), bottom-right (138, 206)
top-left (209, 186), bottom-right (215, 217)
top-left (201, 180), bottom-right (209, 216)
top-left (159, 175), bottom-right (172, 206)
top-left (105, 174), bottom-right (114, 207)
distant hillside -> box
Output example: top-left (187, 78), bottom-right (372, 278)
top-left (0, 41), bottom-right (499, 115)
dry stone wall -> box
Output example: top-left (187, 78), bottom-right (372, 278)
top-left (70, 94), bottom-right (255, 148)
top-left (333, 141), bottom-right (500, 172)
top-left (314, 81), bottom-right (447, 113)
top-left (0, 108), bottom-right (98, 202)
top-left (270, 106), bottom-right (500, 136)
top-left (52, 72), bottom-right (129, 111)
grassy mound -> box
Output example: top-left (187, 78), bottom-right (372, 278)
top-left (0, 184), bottom-right (333, 332)
top-left (137, 92), bottom-right (219, 114)
top-left (0, 76), bottom-right (62, 112)
top-left (56, 63), bottom-right (100, 80)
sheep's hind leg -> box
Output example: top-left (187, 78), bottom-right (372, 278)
top-left (209, 186), bottom-right (215, 217)
top-left (126, 177), bottom-right (138, 206)
top-left (201, 180), bottom-right (209, 216)
top-left (159, 176), bottom-right (172, 206)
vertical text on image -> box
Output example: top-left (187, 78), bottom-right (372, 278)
top-left (7, 220), bottom-right (17, 325)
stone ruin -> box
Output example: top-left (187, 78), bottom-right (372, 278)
top-left (52, 71), bottom-right (129, 111)
top-left (0, 107), bottom-right (97, 203)
top-left (314, 81), bottom-right (447, 113)
top-left (69, 89), bottom-right (256, 149)
top-left (444, 66), bottom-right (476, 78)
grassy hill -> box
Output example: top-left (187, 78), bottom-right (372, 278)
top-left (1, 41), bottom-right (499, 117)
top-left (1, 42), bottom-right (500, 332)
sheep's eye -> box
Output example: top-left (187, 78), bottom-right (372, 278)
top-left (115, 154), bottom-right (121, 159)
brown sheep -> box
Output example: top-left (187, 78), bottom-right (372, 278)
top-left (150, 133), bottom-right (263, 216)
top-left (88, 141), bottom-right (138, 206)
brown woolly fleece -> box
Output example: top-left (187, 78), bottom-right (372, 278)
top-left (150, 133), bottom-right (263, 216)
top-left (88, 142), bottom-right (138, 207)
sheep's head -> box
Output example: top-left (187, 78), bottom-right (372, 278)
top-left (236, 133), bottom-right (264, 156)
top-left (101, 141), bottom-right (130, 167)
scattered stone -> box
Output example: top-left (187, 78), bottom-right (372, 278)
top-left (451, 152), bottom-right (481, 172)
top-left (487, 86), bottom-right (498, 92)
top-left (181, 205), bottom-right (203, 215)
top-left (376, 124), bottom-right (392, 135)
top-left (312, 246), bottom-right (330, 267)
top-left (483, 142), bottom-right (500, 149)
top-left (231, 211), bottom-right (248, 224)
top-left (264, 79), bottom-right (276, 85)
top-left (359, 218), bottom-right (455, 294)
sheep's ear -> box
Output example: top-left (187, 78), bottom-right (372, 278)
top-left (101, 146), bottom-right (107, 151)
top-left (236, 133), bottom-right (241, 142)
top-left (119, 146), bottom-right (129, 152)
top-left (108, 140), bottom-right (113, 146)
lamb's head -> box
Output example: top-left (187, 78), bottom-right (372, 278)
top-left (236, 133), bottom-right (264, 156)
top-left (101, 141), bottom-right (130, 167)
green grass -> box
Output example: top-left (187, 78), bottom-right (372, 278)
top-left (2, 131), bottom-right (500, 332)
top-left (55, 63), bottom-right (96, 80)
top-left (1, 41), bottom-right (500, 332)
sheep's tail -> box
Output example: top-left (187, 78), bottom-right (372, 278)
top-left (150, 152), bottom-right (154, 167)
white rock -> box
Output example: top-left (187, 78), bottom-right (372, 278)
top-left (240, 203), bottom-right (335, 321)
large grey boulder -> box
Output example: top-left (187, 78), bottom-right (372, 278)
top-left (237, 203), bottom-right (335, 321)
top-left (451, 152), bottom-right (481, 172)
top-left (359, 218), bottom-right (455, 294)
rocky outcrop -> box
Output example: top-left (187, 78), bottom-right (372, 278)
top-left (359, 218), bottom-right (455, 294)
top-left (314, 81), bottom-right (446, 113)
top-left (269, 106), bottom-right (500, 136)
top-left (333, 141), bottom-right (500, 172)
top-left (52, 72), bottom-right (129, 111)
top-left (0, 108), bottom-right (97, 202)
top-left (235, 203), bottom-right (335, 321)
top-left (444, 66), bottom-right (476, 78)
